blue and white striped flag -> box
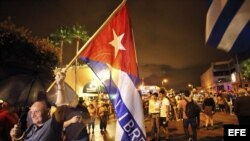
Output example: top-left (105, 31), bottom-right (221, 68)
top-left (206, 0), bottom-right (250, 53)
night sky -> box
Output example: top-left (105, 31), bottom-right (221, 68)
top-left (0, 0), bottom-right (237, 90)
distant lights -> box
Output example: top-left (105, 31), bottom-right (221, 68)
top-left (231, 72), bottom-right (236, 82)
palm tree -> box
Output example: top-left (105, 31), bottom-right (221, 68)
top-left (69, 24), bottom-right (89, 65)
top-left (69, 24), bottom-right (89, 91)
top-left (49, 26), bottom-right (72, 67)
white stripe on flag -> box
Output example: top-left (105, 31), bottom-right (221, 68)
top-left (218, 0), bottom-right (250, 51)
top-left (115, 122), bottom-right (124, 141)
top-left (112, 68), bottom-right (146, 140)
top-left (118, 72), bottom-right (145, 133)
top-left (206, 0), bottom-right (227, 41)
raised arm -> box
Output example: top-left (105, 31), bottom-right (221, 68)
top-left (55, 71), bottom-right (68, 106)
top-left (54, 70), bottom-right (69, 122)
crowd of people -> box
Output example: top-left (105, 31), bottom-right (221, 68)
top-left (0, 71), bottom-right (113, 141)
top-left (1, 70), bottom-right (250, 141)
top-left (143, 87), bottom-right (250, 141)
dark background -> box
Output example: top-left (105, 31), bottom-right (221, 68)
top-left (1, 0), bottom-right (247, 90)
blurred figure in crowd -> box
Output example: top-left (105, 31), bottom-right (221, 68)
top-left (0, 101), bottom-right (19, 141)
top-left (63, 96), bottom-right (91, 141)
top-left (217, 94), bottom-right (226, 112)
top-left (149, 92), bottom-right (161, 140)
top-left (98, 101), bottom-right (109, 134)
top-left (202, 92), bottom-right (216, 130)
top-left (234, 91), bottom-right (250, 125)
top-left (88, 103), bottom-right (97, 134)
top-left (169, 93), bottom-right (178, 121)
top-left (225, 92), bottom-right (233, 115)
top-left (159, 89), bottom-right (170, 141)
top-left (178, 90), bottom-right (198, 141)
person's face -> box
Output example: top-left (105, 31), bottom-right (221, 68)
top-left (205, 93), bottom-right (209, 97)
top-left (89, 104), bottom-right (94, 108)
top-left (153, 95), bottom-right (157, 100)
top-left (159, 93), bottom-right (164, 99)
top-left (30, 102), bottom-right (49, 126)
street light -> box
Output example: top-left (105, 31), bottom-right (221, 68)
top-left (162, 78), bottom-right (168, 88)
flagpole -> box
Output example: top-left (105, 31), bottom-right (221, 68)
top-left (47, 0), bottom-right (127, 92)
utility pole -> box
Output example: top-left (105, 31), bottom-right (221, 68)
top-left (235, 54), bottom-right (243, 88)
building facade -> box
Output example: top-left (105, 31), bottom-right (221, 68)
top-left (200, 59), bottom-right (239, 93)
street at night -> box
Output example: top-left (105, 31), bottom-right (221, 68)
top-left (1, 0), bottom-right (250, 141)
top-left (88, 111), bottom-right (238, 141)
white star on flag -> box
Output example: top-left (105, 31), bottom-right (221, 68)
top-left (79, 2), bottom-right (147, 140)
top-left (109, 29), bottom-right (126, 58)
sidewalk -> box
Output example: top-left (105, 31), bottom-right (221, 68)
top-left (145, 112), bottom-right (238, 141)
top-left (89, 114), bottom-right (116, 141)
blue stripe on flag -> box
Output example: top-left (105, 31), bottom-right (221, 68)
top-left (81, 57), bottom-right (146, 140)
top-left (82, 58), bottom-right (140, 87)
top-left (206, 0), bottom-right (244, 47)
top-left (230, 20), bottom-right (250, 53)
top-left (115, 93), bottom-right (145, 140)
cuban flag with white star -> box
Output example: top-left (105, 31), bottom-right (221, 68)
top-left (79, 2), bottom-right (146, 141)
top-left (206, 0), bottom-right (250, 53)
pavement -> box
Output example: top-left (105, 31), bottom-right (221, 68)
top-left (88, 112), bottom-right (238, 141)
top-left (89, 115), bottom-right (117, 141)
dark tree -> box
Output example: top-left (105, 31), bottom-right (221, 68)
top-left (0, 19), bottom-right (60, 79)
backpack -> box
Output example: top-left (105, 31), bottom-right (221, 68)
top-left (184, 99), bottom-right (200, 119)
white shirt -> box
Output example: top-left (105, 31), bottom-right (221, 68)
top-left (160, 97), bottom-right (170, 117)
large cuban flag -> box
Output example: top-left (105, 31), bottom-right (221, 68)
top-left (206, 0), bottom-right (250, 53)
top-left (79, 1), bottom-right (146, 141)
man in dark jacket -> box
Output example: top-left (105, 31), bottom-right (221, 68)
top-left (234, 91), bottom-right (250, 125)
top-left (63, 97), bottom-right (90, 141)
